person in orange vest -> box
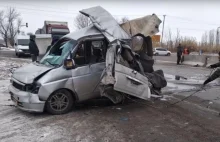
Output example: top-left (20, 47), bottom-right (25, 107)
top-left (183, 47), bottom-right (189, 55)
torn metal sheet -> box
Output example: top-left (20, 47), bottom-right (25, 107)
top-left (114, 63), bottom-right (151, 100)
top-left (120, 14), bottom-right (161, 37)
top-left (80, 6), bottom-right (130, 42)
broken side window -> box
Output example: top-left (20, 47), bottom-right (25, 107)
top-left (74, 43), bottom-right (86, 66)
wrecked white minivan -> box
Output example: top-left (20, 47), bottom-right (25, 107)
top-left (9, 6), bottom-right (164, 114)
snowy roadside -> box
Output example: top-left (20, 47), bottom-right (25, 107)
top-left (0, 58), bottom-right (30, 106)
top-left (0, 47), bottom-right (15, 51)
top-left (0, 58), bottom-right (30, 80)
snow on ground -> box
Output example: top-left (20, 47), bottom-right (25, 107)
top-left (0, 58), bottom-right (30, 80)
top-left (0, 47), bottom-right (15, 51)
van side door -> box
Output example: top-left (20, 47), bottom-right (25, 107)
top-left (113, 48), bottom-right (151, 100)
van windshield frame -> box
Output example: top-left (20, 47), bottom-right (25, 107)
top-left (39, 39), bottom-right (77, 67)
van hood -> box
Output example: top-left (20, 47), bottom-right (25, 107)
top-left (12, 63), bottom-right (53, 84)
top-left (17, 45), bottom-right (29, 50)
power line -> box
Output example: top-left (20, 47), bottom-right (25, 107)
top-left (0, 5), bottom-right (78, 15)
top-left (167, 15), bottom-right (220, 26)
top-left (0, 4), bottom-right (153, 17)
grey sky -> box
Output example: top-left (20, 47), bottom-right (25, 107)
top-left (1, 0), bottom-right (220, 42)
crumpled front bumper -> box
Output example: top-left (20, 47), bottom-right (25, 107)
top-left (8, 85), bottom-right (45, 112)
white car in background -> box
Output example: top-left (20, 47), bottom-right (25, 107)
top-left (14, 35), bottom-right (30, 57)
top-left (153, 48), bottom-right (171, 56)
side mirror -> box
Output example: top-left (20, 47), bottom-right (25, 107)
top-left (64, 59), bottom-right (75, 70)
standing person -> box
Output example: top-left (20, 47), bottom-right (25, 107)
top-left (176, 43), bottom-right (183, 65)
top-left (29, 35), bottom-right (39, 62)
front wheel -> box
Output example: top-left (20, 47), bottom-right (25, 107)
top-left (155, 53), bottom-right (159, 56)
top-left (46, 89), bottom-right (74, 115)
top-left (167, 53), bottom-right (171, 56)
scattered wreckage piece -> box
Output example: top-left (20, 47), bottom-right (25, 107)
top-left (120, 14), bottom-right (162, 37)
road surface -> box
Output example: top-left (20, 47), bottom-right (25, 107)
top-left (0, 50), bottom-right (17, 58)
top-left (0, 58), bottom-right (220, 142)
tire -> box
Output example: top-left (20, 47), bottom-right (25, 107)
top-left (155, 53), bottom-right (159, 56)
top-left (46, 89), bottom-right (74, 115)
top-left (17, 54), bottom-right (21, 58)
top-left (167, 53), bottom-right (171, 56)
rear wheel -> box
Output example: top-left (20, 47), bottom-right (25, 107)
top-left (155, 53), bottom-right (159, 56)
top-left (167, 53), bottom-right (171, 56)
top-left (46, 89), bottom-right (74, 115)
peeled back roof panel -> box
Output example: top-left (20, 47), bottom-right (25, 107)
top-left (64, 25), bottom-right (103, 40)
top-left (80, 6), bottom-right (130, 42)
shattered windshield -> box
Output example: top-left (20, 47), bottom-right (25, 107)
top-left (40, 39), bottom-right (77, 66)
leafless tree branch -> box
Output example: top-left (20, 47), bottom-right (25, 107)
top-left (74, 14), bottom-right (91, 29)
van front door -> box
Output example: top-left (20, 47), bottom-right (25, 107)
top-left (71, 40), bottom-right (106, 101)
top-left (71, 42), bottom-right (93, 101)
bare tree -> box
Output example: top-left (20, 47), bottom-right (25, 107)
top-left (166, 28), bottom-right (173, 49)
top-left (201, 31), bottom-right (208, 47)
top-left (0, 7), bottom-right (22, 47)
top-left (74, 14), bottom-right (91, 29)
top-left (174, 28), bottom-right (180, 47)
top-left (209, 30), bottom-right (215, 48)
top-left (120, 17), bottom-right (129, 24)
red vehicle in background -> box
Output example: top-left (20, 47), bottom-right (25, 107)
top-left (35, 21), bottom-right (70, 41)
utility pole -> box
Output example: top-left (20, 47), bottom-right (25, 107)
top-left (161, 15), bottom-right (166, 47)
top-left (17, 23), bottom-right (28, 34)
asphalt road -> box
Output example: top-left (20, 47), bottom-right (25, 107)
top-left (153, 54), bottom-right (177, 63)
top-left (0, 58), bottom-right (220, 142)
top-left (0, 50), bottom-right (17, 58)
top-left (0, 50), bottom-right (32, 59)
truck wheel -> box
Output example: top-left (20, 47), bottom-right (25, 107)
top-left (46, 89), bottom-right (74, 115)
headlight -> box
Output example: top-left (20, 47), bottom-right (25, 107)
top-left (25, 84), bottom-right (33, 92)
top-left (19, 49), bottom-right (22, 52)
top-left (25, 83), bottom-right (41, 94)
top-left (32, 86), bottom-right (40, 94)
top-left (31, 83), bottom-right (41, 94)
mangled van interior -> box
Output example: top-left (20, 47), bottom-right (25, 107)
top-left (9, 6), bottom-right (167, 114)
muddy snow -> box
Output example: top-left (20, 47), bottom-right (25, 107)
top-left (0, 58), bottom-right (220, 142)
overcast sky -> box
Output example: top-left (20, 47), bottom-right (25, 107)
top-left (1, 0), bottom-right (220, 42)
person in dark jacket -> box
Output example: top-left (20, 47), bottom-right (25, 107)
top-left (176, 44), bottom-right (183, 65)
top-left (29, 35), bottom-right (39, 62)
